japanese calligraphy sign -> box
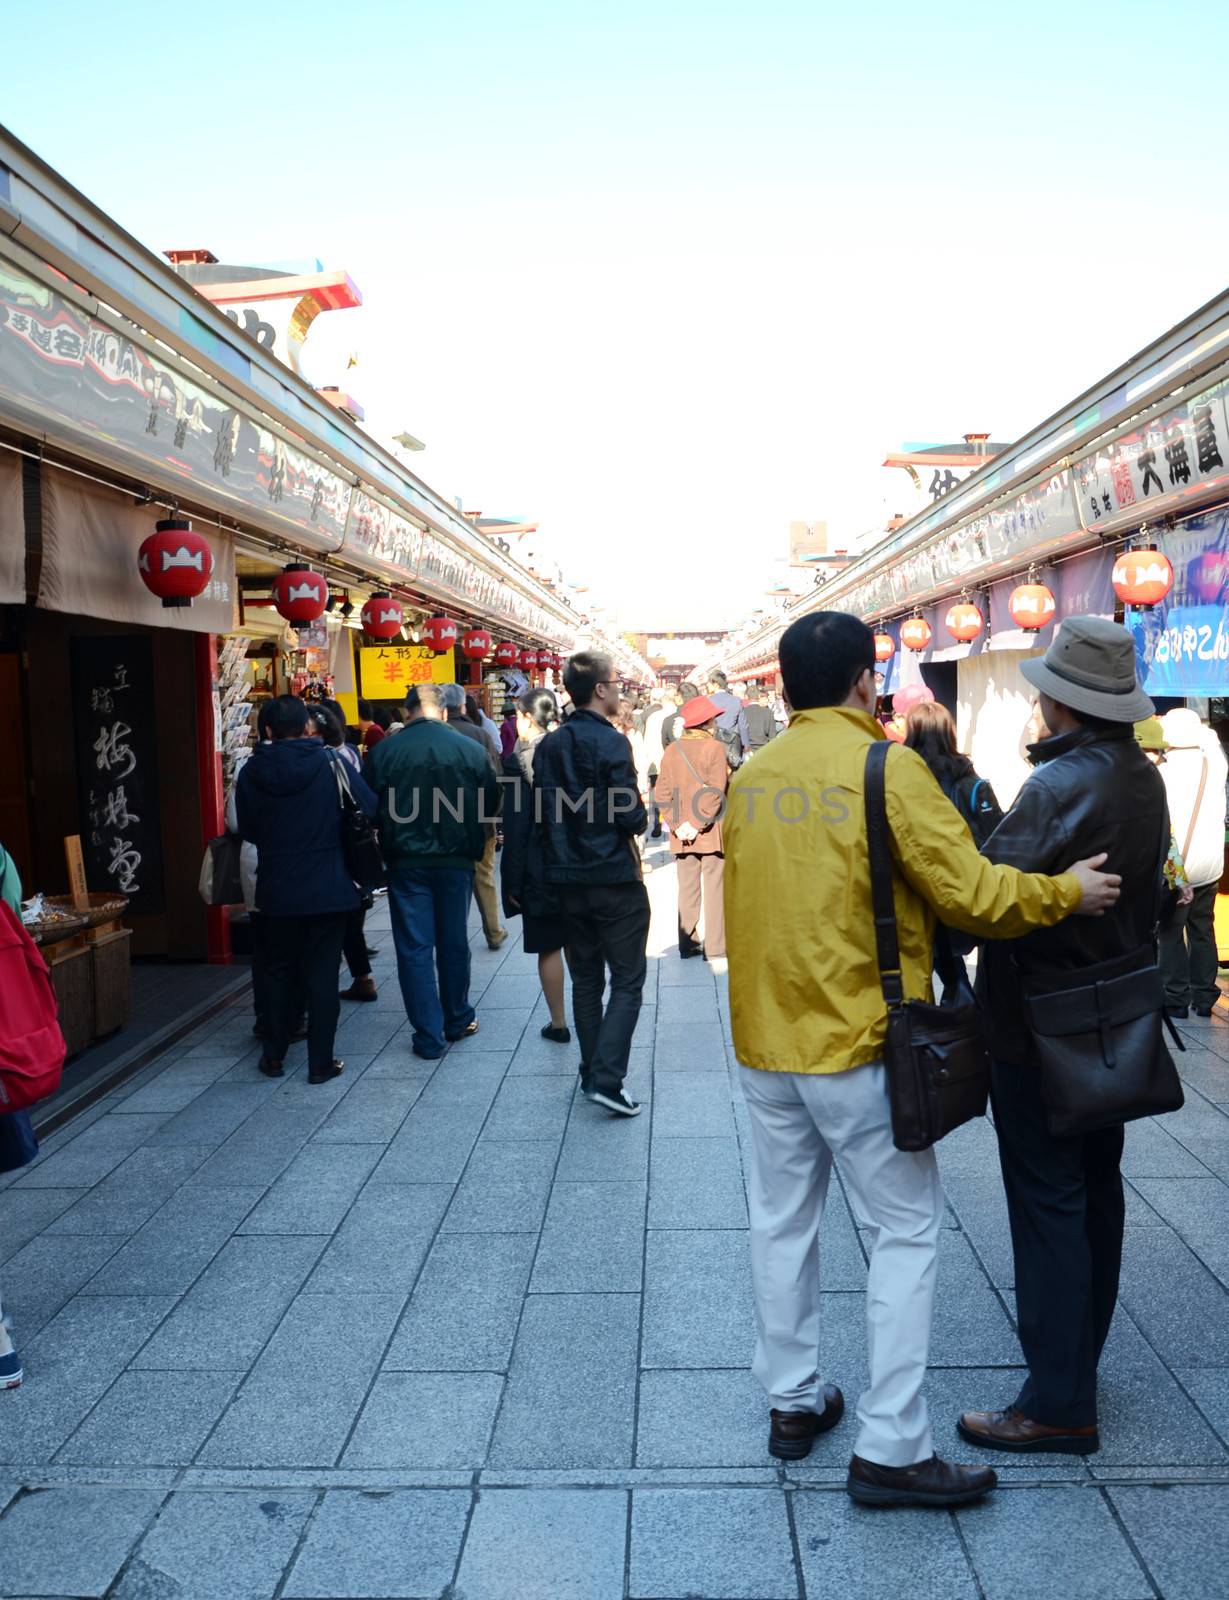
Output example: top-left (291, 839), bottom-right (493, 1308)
top-left (1126, 508), bottom-right (1229, 696)
top-left (358, 644), bottom-right (454, 699)
top-left (1074, 383), bottom-right (1229, 533)
top-left (70, 635), bottom-right (165, 914)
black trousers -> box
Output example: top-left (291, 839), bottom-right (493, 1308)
top-left (262, 911), bottom-right (348, 1071)
top-left (559, 881), bottom-right (650, 1096)
top-left (341, 905), bottom-right (372, 980)
top-left (1159, 879), bottom-right (1220, 1010)
top-left (991, 1056), bottom-right (1125, 1427)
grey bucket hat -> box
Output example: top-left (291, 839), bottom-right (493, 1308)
top-left (1019, 615), bottom-right (1153, 723)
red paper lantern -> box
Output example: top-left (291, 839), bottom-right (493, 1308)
top-left (460, 628), bottom-right (492, 661)
top-left (873, 633), bottom-right (895, 663)
top-left (546, 651), bottom-right (563, 672)
top-left (1008, 582), bottom-right (1056, 632)
top-left (137, 518), bottom-right (213, 609)
top-left (423, 615), bottom-right (459, 654)
top-left (272, 563), bottom-right (328, 624)
top-left (1112, 547), bottom-right (1173, 609)
top-left (493, 640), bottom-right (520, 668)
top-left (900, 616), bottom-right (932, 652)
top-left (360, 593), bottom-right (403, 640)
top-left (945, 601), bottom-right (984, 642)
top-left (520, 647), bottom-right (540, 671)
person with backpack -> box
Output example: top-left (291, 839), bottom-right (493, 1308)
top-left (705, 670), bottom-right (750, 770)
top-left (903, 701), bottom-right (1003, 844)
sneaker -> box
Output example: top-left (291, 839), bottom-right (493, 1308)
top-left (307, 1059), bottom-right (344, 1085)
top-left (0, 1349), bottom-right (22, 1390)
top-left (541, 1024), bottom-right (572, 1044)
top-left (585, 1087), bottom-right (642, 1117)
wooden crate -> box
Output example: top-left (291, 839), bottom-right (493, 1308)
top-left (46, 944), bottom-right (93, 1058)
top-left (91, 928), bottom-right (133, 1038)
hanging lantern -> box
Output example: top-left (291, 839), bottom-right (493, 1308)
top-left (873, 632), bottom-right (895, 663)
top-left (461, 627), bottom-right (492, 661)
top-left (1008, 581), bottom-right (1056, 633)
top-left (900, 616), bottom-right (932, 652)
top-left (272, 563), bottom-right (328, 624)
top-left (360, 593), bottom-right (404, 641)
top-left (547, 650), bottom-right (563, 672)
top-left (422, 615), bottom-right (459, 654)
top-left (1112, 546), bottom-right (1173, 609)
top-left (137, 518), bottom-right (213, 608)
top-left (520, 646), bottom-right (540, 671)
top-left (493, 640), bottom-right (520, 668)
top-left (945, 600), bottom-right (984, 642)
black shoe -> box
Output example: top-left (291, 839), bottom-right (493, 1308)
top-left (542, 1024), bottom-right (572, 1044)
top-left (768, 1386), bottom-right (846, 1460)
top-left (1194, 1004), bottom-right (1217, 1018)
top-left (846, 1453), bottom-right (997, 1508)
top-left (365, 945), bottom-right (380, 958)
top-left (1168, 1005), bottom-right (1190, 1019)
top-left (308, 1059), bottom-right (344, 1085)
top-left (679, 946), bottom-right (704, 960)
top-left (584, 1087), bottom-right (642, 1117)
top-left (258, 1057), bottom-right (285, 1078)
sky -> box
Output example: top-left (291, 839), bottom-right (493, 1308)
top-left (4, 0), bottom-right (1229, 632)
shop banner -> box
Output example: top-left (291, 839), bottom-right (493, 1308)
top-left (358, 643), bottom-right (455, 699)
top-left (0, 448), bottom-right (23, 604)
top-left (39, 471), bottom-right (238, 634)
top-left (1127, 509), bottom-right (1229, 696)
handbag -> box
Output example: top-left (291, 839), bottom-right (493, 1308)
top-left (198, 831), bottom-right (243, 906)
top-left (864, 741), bottom-right (991, 1152)
top-left (329, 752), bottom-right (385, 892)
top-left (1018, 819), bottom-right (1184, 1138)
top-left (0, 1109), bottom-right (39, 1173)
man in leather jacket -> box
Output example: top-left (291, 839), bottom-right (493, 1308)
top-left (959, 617), bottom-right (1169, 1457)
top-left (534, 652), bottom-right (649, 1116)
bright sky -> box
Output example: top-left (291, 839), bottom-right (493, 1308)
top-left (5, 0), bottom-right (1229, 631)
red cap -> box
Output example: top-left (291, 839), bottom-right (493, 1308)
top-left (681, 695), bottom-right (721, 730)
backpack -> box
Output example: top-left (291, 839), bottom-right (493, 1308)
top-left (0, 900), bottom-right (67, 1113)
top-left (951, 774), bottom-right (1003, 848)
top-left (715, 723), bottom-right (743, 771)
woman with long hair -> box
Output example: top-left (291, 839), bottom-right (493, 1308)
top-left (903, 700), bottom-right (1002, 844)
top-left (500, 687), bottom-right (571, 1041)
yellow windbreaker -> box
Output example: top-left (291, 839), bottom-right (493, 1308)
top-left (724, 706), bottom-right (1082, 1075)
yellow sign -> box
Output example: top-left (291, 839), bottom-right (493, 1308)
top-left (358, 644), bottom-right (454, 699)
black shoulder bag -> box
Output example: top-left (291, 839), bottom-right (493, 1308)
top-left (329, 752), bottom-right (385, 893)
top-left (865, 741), bottom-right (991, 1152)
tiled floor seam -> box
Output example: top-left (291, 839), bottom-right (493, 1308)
top-left (1096, 1482), bottom-right (1163, 1599)
top-left (947, 1502), bottom-right (988, 1600)
top-left (782, 1485), bottom-right (808, 1600)
top-left (94, 1484), bottom-right (175, 1600)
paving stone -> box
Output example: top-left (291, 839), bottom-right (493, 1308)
top-left (197, 1293), bottom-right (403, 1467)
top-left (309, 1076), bottom-right (425, 1143)
top-left (1121, 1118), bottom-right (1209, 1177)
top-left (475, 975), bottom-right (542, 1009)
top-left (629, 1487), bottom-right (797, 1599)
top-left (794, 1489), bottom-right (977, 1599)
top-left (240, 1142), bottom-right (383, 1235)
top-left (15, 1113), bottom-right (169, 1188)
top-left (1108, 1485), bottom-right (1229, 1600)
top-left (928, 1231), bottom-right (1022, 1366)
top-left (506, 1029), bottom-right (597, 1075)
top-left (81, 1182), bottom-right (263, 1297)
top-left (0, 1485), bottom-right (166, 1598)
top-left (0, 1232), bottom-right (122, 1338)
top-left (384, 1232), bottom-right (537, 1371)
top-left (414, 1056), bottom-right (508, 1108)
top-left (1175, 1367), bottom-right (1229, 1444)
top-left (343, 1371), bottom-right (504, 1468)
top-left (1090, 1316), bottom-right (1229, 1465)
top-left (483, 1073), bottom-right (576, 1140)
top-left (369, 1103), bottom-right (489, 1183)
top-left (489, 1293), bottom-right (640, 1467)
top-left (131, 1234), bottom-right (326, 1371)
top-left (531, 1181), bottom-right (646, 1292)
top-left (456, 1487), bottom-right (626, 1600)
top-left (643, 1229), bottom-right (754, 1368)
top-left (0, 1296), bottom-right (176, 1465)
top-left (1119, 1227), bottom-right (1229, 1365)
top-left (456, 1008), bottom-right (533, 1053)
top-left (181, 1131), bottom-right (304, 1189)
top-left (44, 1145), bottom-right (212, 1236)
top-left (109, 1075), bottom-right (214, 1115)
top-left (956, 1485), bottom-right (1152, 1600)
top-left (55, 1369), bottom-right (242, 1465)
top-left (156, 1053), bottom-right (248, 1083)
top-left (651, 1072), bottom-right (737, 1137)
top-left (141, 1084), bottom-right (273, 1148)
top-left (0, 1189), bottom-right (86, 1265)
top-left (442, 1140), bottom-right (557, 1232)
top-left (637, 1368), bottom-right (769, 1468)
top-left (649, 1136), bottom-right (747, 1228)
top-left (1129, 1176), bottom-right (1229, 1241)
top-left (282, 1487), bottom-right (471, 1597)
top-left (335, 1009), bottom-right (412, 1052)
top-left (305, 1183), bottom-right (452, 1294)
top-left (556, 1094), bottom-right (651, 1180)
top-left (112, 1489), bottom-right (316, 1600)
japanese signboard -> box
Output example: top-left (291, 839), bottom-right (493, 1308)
top-left (1074, 383), bottom-right (1229, 534)
top-left (1127, 509), bottom-right (1229, 696)
top-left (70, 635), bottom-right (164, 914)
top-left (358, 644), bottom-right (455, 699)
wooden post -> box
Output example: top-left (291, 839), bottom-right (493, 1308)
top-left (63, 835), bottom-right (89, 910)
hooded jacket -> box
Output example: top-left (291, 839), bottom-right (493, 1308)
top-left (1157, 709), bottom-right (1227, 888)
top-left (235, 736), bottom-right (376, 917)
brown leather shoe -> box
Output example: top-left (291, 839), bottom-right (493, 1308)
top-left (258, 1057), bottom-right (284, 1078)
top-left (958, 1406), bottom-right (1099, 1455)
top-left (768, 1385), bottom-right (845, 1459)
top-left (847, 1453), bottom-right (997, 1508)
top-left (340, 977), bottom-right (378, 1003)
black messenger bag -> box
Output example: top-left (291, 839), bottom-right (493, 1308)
top-left (864, 741), bottom-right (991, 1152)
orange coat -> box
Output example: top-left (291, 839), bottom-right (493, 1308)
top-left (657, 733), bottom-right (729, 855)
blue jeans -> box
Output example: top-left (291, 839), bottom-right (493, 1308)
top-left (387, 866), bottom-right (476, 1057)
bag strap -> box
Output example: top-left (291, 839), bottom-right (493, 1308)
top-left (327, 749), bottom-right (355, 810)
top-left (1180, 755), bottom-right (1208, 864)
top-left (863, 741), bottom-right (904, 1010)
top-left (675, 740), bottom-right (707, 788)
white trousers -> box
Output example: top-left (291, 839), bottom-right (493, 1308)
top-left (740, 1062), bottom-right (943, 1467)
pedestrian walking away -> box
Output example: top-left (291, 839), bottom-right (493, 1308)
top-left (236, 694), bottom-right (376, 1085)
top-left (535, 651), bottom-right (650, 1116)
top-left (656, 693), bottom-right (728, 963)
top-left (440, 682), bottom-right (507, 950)
top-left (1154, 705), bottom-right (1227, 1018)
top-left (960, 617), bottom-right (1175, 1459)
top-left (743, 686), bottom-right (778, 755)
top-left (704, 668), bottom-right (749, 768)
top-left (309, 703), bottom-right (380, 1005)
top-left (367, 683), bottom-right (500, 1060)
top-left (723, 610), bottom-right (1122, 1508)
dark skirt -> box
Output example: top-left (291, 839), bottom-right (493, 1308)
top-left (522, 910), bottom-right (566, 955)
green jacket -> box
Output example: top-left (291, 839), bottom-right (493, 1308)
top-left (367, 720), bottom-right (500, 873)
top-left (0, 843), bottom-right (22, 916)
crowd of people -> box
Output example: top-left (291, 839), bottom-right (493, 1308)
top-left (1, 616), bottom-right (1224, 1517)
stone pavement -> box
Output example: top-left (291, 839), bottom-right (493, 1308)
top-left (2, 843), bottom-right (1228, 1599)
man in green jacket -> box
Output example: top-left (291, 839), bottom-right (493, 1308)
top-left (366, 684), bottom-right (501, 1060)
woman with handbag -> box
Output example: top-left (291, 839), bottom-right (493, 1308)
top-left (311, 705), bottom-right (380, 1005)
top-left (656, 696), bottom-right (729, 964)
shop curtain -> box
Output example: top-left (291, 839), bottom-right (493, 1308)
top-left (0, 450), bottom-right (24, 605)
top-left (1128, 508), bottom-right (1229, 698)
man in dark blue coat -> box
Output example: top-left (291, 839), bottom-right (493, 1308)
top-left (237, 694), bottom-right (376, 1084)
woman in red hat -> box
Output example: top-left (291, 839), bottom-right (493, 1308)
top-left (656, 695), bottom-right (729, 961)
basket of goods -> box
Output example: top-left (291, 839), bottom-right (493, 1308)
top-left (44, 893), bottom-right (130, 929)
top-left (21, 897), bottom-right (90, 944)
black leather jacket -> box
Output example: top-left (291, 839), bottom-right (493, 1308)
top-left (500, 741), bottom-right (558, 919)
top-left (977, 724), bottom-right (1169, 1063)
top-left (534, 708), bottom-right (647, 885)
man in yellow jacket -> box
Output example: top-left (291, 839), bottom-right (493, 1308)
top-left (724, 611), bottom-right (1121, 1509)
